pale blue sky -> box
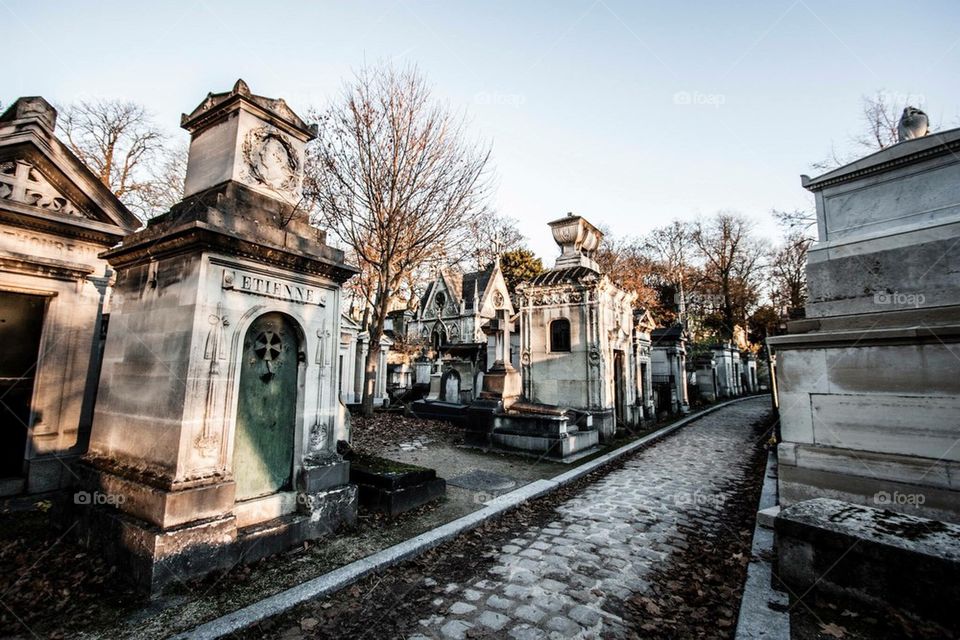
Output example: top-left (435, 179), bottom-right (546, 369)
top-left (4, 0), bottom-right (959, 260)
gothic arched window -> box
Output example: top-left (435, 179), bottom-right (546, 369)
top-left (550, 318), bottom-right (571, 352)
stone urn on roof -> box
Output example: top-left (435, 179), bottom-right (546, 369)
top-left (548, 212), bottom-right (603, 271)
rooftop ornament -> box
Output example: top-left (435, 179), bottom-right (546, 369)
top-left (897, 106), bottom-right (929, 142)
top-left (548, 212), bottom-right (604, 271)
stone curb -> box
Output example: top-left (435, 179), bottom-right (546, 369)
top-left (734, 449), bottom-right (790, 640)
top-left (174, 396), bottom-right (758, 640)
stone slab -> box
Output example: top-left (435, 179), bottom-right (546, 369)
top-left (355, 477), bottom-right (446, 518)
top-left (297, 460), bottom-right (350, 494)
top-left (446, 470), bottom-right (517, 492)
top-left (775, 497), bottom-right (960, 630)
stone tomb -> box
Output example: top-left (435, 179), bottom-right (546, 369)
top-left (409, 257), bottom-right (515, 423)
top-left (77, 81), bottom-right (359, 592)
top-left (632, 309), bottom-right (656, 420)
top-left (0, 98), bottom-right (139, 496)
top-left (768, 124), bottom-right (960, 522)
top-left (480, 214), bottom-right (647, 460)
top-left (692, 352), bottom-right (719, 402)
top-left (650, 323), bottom-right (690, 415)
top-left (338, 313), bottom-right (392, 408)
top-left (516, 214), bottom-right (644, 440)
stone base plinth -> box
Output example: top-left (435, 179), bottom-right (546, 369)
top-left (24, 454), bottom-right (81, 494)
top-left (238, 484), bottom-right (357, 564)
top-left (775, 498), bottom-right (960, 631)
top-left (74, 502), bottom-right (239, 594)
top-left (73, 461), bottom-right (357, 594)
top-left (490, 429), bottom-right (599, 459)
top-left (491, 408), bottom-right (599, 459)
top-left (768, 317), bottom-right (960, 522)
top-left (590, 408), bottom-right (616, 442)
top-left (409, 399), bottom-right (469, 425)
top-left (480, 363), bottom-right (521, 409)
top-left (352, 468), bottom-right (445, 518)
top-left (778, 442), bottom-right (960, 524)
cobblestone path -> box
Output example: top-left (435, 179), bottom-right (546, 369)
top-left (408, 397), bottom-right (769, 640)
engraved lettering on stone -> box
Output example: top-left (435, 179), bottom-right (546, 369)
top-left (222, 268), bottom-right (326, 306)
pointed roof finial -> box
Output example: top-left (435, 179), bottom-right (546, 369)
top-left (233, 78), bottom-right (251, 96)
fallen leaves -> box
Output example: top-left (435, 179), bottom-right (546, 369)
top-left (350, 413), bottom-right (462, 454)
top-left (819, 622), bottom-right (847, 638)
top-left (0, 510), bottom-right (134, 636)
top-left (622, 420), bottom-right (770, 639)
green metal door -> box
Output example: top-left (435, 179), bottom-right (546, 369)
top-left (233, 313), bottom-right (298, 501)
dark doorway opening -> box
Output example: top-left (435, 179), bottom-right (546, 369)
top-left (613, 350), bottom-right (626, 426)
top-left (0, 292), bottom-right (46, 478)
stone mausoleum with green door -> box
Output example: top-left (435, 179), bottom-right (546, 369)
top-left (77, 80), bottom-right (359, 592)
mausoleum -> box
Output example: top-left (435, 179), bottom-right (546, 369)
top-left (0, 98), bottom-right (139, 497)
top-left (339, 313), bottom-right (392, 408)
top-left (769, 123), bottom-right (960, 523)
top-left (651, 324), bottom-right (690, 415)
top-left (77, 81), bottom-right (359, 591)
top-left (515, 214), bottom-right (643, 440)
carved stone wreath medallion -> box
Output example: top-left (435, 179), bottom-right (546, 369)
top-left (242, 126), bottom-right (300, 194)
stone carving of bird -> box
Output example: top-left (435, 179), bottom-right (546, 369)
top-left (897, 106), bottom-right (929, 142)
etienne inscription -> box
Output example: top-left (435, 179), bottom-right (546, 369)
top-left (222, 269), bottom-right (326, 306)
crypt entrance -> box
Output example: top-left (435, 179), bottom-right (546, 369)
top-left (0, 291), bottom-right (46, 479)
top-left (233, 312), bottom-right (301, 502)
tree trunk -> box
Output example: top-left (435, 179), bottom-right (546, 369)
top-left (359, 277), bottom-right (391, 417)
top-left (360, 343), bottom-right (379, 417)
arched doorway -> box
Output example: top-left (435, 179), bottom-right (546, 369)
top-left (233, 312), bottom-right (300, 501)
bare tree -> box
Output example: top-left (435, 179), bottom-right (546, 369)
top-left (645, 220), bottom-right (696, 323)
top-left (691, 212), bottom-right (767, 341)
top-left (308, 63), bottom-right (492, 416)
top-left (595, 231), bottom-right (660, 313)
top-left (769, 231), bottom-right (811, 316)
top-left (58, 99), bottom-right (179, 218)
top-left (462, 214), bottom-right (527, 271)
top-left (853, 91), bottom-right (903, 153)
top-left (140, 143), bottom-right (188, 214)
top-left (772, 207), bottom-right (817, 234)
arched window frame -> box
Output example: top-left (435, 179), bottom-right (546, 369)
top-left (550, 318), bottom-right (571, 353)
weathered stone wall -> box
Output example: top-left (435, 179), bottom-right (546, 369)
top-left (771, 126), bottom-right (960, 522)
